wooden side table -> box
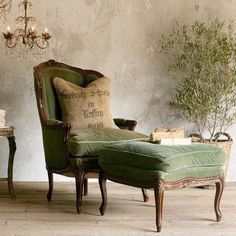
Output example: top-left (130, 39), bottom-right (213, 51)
top-left (0, 126), bottom-right (16, 199)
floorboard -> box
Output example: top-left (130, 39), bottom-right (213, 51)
top-left (0, 182), bottom-right (236, 235)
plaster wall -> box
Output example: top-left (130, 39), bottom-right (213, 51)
top-left (0, 0), bottom-right (236, 181)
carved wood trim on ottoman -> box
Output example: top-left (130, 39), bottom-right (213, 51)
top-left (98, 141), bottom-right (227, 232)
top-left (99, 173), bottom-right (224, 232)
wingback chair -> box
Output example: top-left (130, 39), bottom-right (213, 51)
top-left (33, 60), bottom-right (149, 213)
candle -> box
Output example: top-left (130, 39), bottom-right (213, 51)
top-left (45, 28), bottom-right (48, 33)
top-left (0, 109), bottom-right (6, 127)
top-left (7, 26), bottom-right (11, 33)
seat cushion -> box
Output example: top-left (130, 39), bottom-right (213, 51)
top-left (99, 141), bottom-right (227, 182)
top-left (68, 128), bottom-right (148, 156)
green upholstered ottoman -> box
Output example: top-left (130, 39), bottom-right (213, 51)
top-left (98, 141), bottom-right (227, 232)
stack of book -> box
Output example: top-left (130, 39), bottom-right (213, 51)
top-left (150, 127), bottom-right (191, 145)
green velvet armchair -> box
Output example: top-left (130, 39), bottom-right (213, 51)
top-left (33, 60), bottom-right (149, 213)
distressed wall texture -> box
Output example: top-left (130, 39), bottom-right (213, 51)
top-left (0, 0), bottom-right (236, 181)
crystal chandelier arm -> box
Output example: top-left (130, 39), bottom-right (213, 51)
top-left (28, 16), bottom-right (35, 23)
top-left (16, 16), bottom-right (25, 24)
top-left (15, 28), bottom-right (24, 34)
top-left (4, 35), bottom-right (18, 48)
top-left (35, 36), bottom-right (49, 49)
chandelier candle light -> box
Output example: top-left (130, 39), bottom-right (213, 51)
top-left (3, 0), bottom-right (51, 50)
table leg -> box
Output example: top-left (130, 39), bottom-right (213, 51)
top-left (7, 136), bottom-right (16, 199)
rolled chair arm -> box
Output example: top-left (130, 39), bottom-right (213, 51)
top-left (41, 119), bottom-right (71, 170)
top-left (114, 118), bottom-right (137, 131)
top-left (43, 119), bottom-right (71, 141)
top-left (45, 119), bottom-right (64, 127)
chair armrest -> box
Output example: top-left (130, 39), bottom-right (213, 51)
top-left (43, 119), bottom-right (71, 141)
top-left (41, 119), bottom-right (71, 170)
top-left (114, 118), bottom-right (137, 131)
top-left (45, 119), bottom-right (64, 127)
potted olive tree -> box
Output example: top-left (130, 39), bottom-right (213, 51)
top-left (160, 19), bottom-right (236, 176)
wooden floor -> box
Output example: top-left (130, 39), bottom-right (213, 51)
top-left (0, 182), bottom-right (236, 236)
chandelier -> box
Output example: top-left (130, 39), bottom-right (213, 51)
top-left (0, 0), bottom-right (12, 18)
top-left (3, 0), bottom-right (51, 50)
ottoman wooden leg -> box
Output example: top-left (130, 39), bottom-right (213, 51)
top-left (99, 172), bottom-right (107, 215)
top-left (83, 179), bottom-right (88, 196)
top-left (154, 180), bottom-right (165, 232)
top-left (141, 189), bottom-right (149, 202)
top-left (214, 177), bottom-right (224, 222)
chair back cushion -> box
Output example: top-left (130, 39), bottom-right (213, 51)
top-left (53, 76), bottom-right (118, 131)
top-left (34, 61), bottom-right (103, 121)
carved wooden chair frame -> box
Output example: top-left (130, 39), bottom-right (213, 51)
top-left (34, 60), bottom-right (149, 213)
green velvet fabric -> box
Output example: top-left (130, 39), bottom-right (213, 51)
top-left (37, 66), bottom-right (104, 170)
top-left (100, 164), bottom-right (225, 182)
top-left (68, 128), bottom-right (148, 156)
top-left (69, 156), bottom-right (99, 171)
top-left (42, 126), bottom-right (68, 169)
top-left (38, 67), bottom-right (100, 120)
top-left (99, 141), bottom-right (227, 182)
top-left (39, 67), bottom-right (83, 120)
top-left (85, 74), bottom-right (100, 84)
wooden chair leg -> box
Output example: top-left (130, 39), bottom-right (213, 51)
top-left (99, 172), bottom-right (107, 215)
top-left (75, 172), bottom-right (85, 214)
top-left (83, 179), bottom-right (88, 196)
top-left (47, 171), bottom-right (53, 201)
top-left (154, 180), bottom-right (165, 233)
top-left (214, 177), bottom-right (224, 222)
top-left (141, 188), bottom-right (149, 202)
